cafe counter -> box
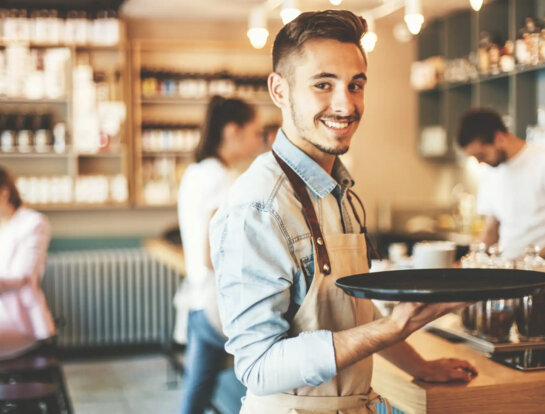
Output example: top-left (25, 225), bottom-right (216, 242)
top-left (372, 329), bottom-right (545, 414)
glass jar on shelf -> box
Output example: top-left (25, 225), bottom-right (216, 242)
top-left (476, 298), bottom-right (515, 343)
top-left (524, 18), bottom-right (540, 66)
top-left (16, 113), bottom-right (34, 153)
top-left (514, 245), bottom-right (545, 341)
top-left (460, 242), bottom-right (489, 333)
top-left (474, 244), bottom-right (516, 342)
top-left (487, 245), bottom-right (514, 269)
top-left (46, 9), bottom-right (62, 45)
top-left (0, 113), bottom-right (16, 152)
top-left (477, 31), bottom-right (490, 73)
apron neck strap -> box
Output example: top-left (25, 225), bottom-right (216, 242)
top-left (272, 150), bottom-right (332, 276)
top-left (346, 189), bottom-right (382, 266)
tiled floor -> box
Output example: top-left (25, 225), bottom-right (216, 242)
top-left (63, 354), bottom-right (183, 414)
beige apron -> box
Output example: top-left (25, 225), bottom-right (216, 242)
top-left (240, 153), bottom-right (390, 414)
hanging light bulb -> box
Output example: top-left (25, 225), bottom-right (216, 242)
top-left (329, 0), bottom-right (343, 5)
top-left (361, 16), bottom-right (378, 52)
top-left (470, 0), bottom-right (483, 11)
top-left (280, 0), bottom-right (301, 24)
top-left (247, 7), bottom-right (269, 49)
top-left (404, 0), bottom-right (424, 35)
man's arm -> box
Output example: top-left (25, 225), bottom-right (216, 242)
top-left (333, 301), bottom-right (476, 376)
top-left (211, 201), bottom-right (338, 395)
top-left (377, 340), bottom-right (477, 382)
top-left (478, 215), bottom-right (499, 248)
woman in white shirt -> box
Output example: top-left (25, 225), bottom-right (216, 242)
top-left (0, 167), bottom-right (55, 359)
top-left (175, 96), bottom-right (264, 414)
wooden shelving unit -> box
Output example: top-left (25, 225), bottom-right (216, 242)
top-left (0, 23), bottom-right (132, 210)
top-left (416, 0), bottom-right (545, 160)
top-left (131, 39), bottom-right (281, 208)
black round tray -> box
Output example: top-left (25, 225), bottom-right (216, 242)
top-left (336, 268), bottom-right (545, 302)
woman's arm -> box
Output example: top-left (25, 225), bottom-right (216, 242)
top-left (0, 213), bottom-right (51, 288)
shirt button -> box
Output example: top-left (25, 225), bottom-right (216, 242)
top-left (316, 237), bottom-right (324, 246)
top-left (322, 263), bottom-right (330, 274)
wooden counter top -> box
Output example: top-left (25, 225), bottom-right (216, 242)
top-left (372, 329), bottom-right (545, 414)
top-left (144, 238), bottom-right (186, 276)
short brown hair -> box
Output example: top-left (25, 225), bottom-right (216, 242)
top-left (272, 10), bottom-right (368, 74)
top-left (0, 166), bottom-right (22, 209)
top-left (457, 108), bottom-right (508, 148)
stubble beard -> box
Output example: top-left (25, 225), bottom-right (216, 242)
top-left (289, 99), bottom-right (356, 156)
top-left (490, 149), bottom-right (508, 167)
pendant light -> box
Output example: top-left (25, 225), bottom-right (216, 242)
top-left (247, 7), bottom-right (269, 49)
top-left (329, 0), bottom-right (343, 5)
top-left (404, 0), bottom-right (424, 35)
top-left (470, 0), bottom-right (483, 11)
top-left (361, 16), bottom-right (377, 52)
top-left (280, 0), bottom-right (301, 24)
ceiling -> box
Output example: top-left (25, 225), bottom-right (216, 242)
top-left (121, 0), bottom-right (474, 23)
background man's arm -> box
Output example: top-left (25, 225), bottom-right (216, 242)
top-left (478, 215), bottom-right (499, 247)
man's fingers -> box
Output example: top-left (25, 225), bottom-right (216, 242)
top-left (447, 358), bottom-right (478, 375)
top-left (449, 368), bottom-right (473, 382)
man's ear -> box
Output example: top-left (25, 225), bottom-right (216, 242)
top-left (493, 131), bottom-right (508, 147)
top-left (268, 72), bottom-right (289, 109)
top-left (0, 186), bottom-right (9, 203)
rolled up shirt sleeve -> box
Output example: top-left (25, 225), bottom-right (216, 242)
top-left (210, 201), bottom-right (337, 396)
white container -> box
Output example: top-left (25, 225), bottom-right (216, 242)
top-left (413, 241), bottom-right (456, 269)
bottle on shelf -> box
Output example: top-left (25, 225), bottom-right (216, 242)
top-left (514, 245), bottom-right (545, 341)
top-left (34, 113), bottom-right (53, 152)
top-left (487, 244), bottom-right (514, 269)
top-left (30, 9), bottom-right (47, 43)
top-left (53, 121), bottom-right (66, 153)
top-left (499, 40), bottom-right (515, 73)
top-left (488, 35), bottom-right (501, 75)
top-left (75, 11), bottom-right (89, 46)
top-left (477, 31), bottom-right (491, 74)
top-left (0, 113), bottom-right (16, 152)
top-left (524, 18), bottom-right (540, 66)
top-left (16, 113), bottom-right (34, 153)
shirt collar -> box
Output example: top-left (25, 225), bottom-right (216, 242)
top-left (272, 129), bottom-right (354, 198)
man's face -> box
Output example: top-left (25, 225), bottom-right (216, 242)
top-left (282, 39), bottom-right (367, 155)
top-left (463, 140), bottom-right (507, 167)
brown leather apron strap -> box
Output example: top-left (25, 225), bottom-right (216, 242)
top-left (272, 150), bottom-right (331, 275)
top-left (346, 189), bottom-right (381, 268)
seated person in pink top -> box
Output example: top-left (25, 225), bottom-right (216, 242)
top-left (0, 167), bottom-right (56, 359)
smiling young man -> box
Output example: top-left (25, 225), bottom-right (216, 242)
top-left (210, 10), bottom-right (477, 414)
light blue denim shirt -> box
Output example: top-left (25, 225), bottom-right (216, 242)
top-left (210, 129), bottom-right (362, 396)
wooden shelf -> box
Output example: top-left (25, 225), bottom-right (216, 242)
top-left (0, 42), bottom-right (125, 51)
top-left (134, 203), bottom-right (177, 210)
top-left (28, 202), bottom-right (130, 211)
top-left (76, 152), bottom-right (124, 158)
top-left (0, 97), bottom-right (68, 104)
top-left (131, 38), bottom-right (281, 207)
top-left (0, 152), bottom-right (70, 158)
top-left (142, 151), bottom-right (194, 157)
top-left (420, 63), bottom-right (545, 93)
top-left (140, 97), bottom-right (273, 106)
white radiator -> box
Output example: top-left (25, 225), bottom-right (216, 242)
top-left (42, 249), bottom-right (180, 348)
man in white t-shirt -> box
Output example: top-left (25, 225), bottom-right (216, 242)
top-left (458, 108), bottom-right (545, 260)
